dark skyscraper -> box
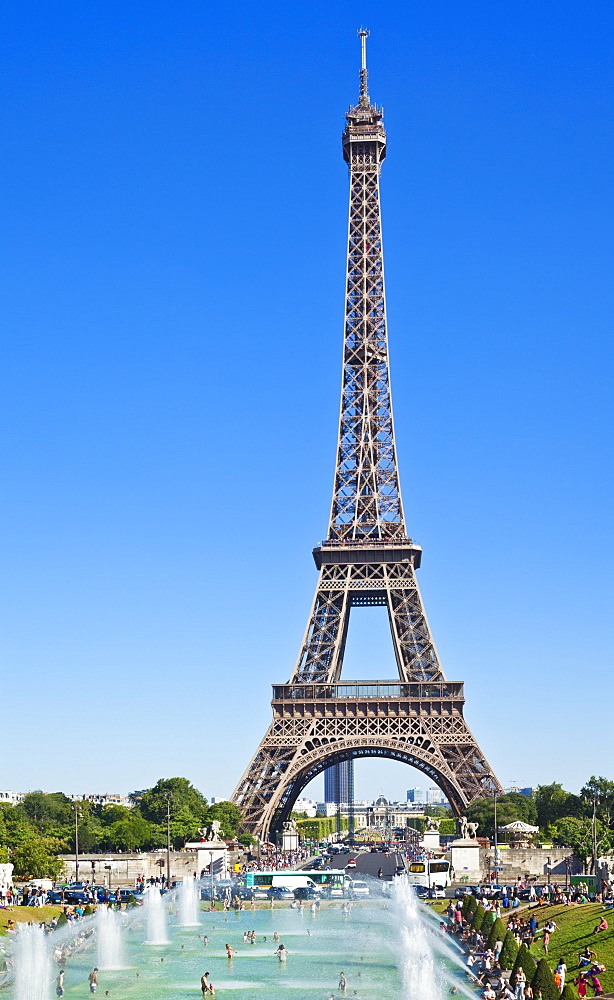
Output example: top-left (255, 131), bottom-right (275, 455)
top-left (324, 760), bottom-right (354, 804)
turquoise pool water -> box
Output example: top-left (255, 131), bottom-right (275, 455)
top-left (8, 881), bottom-right (473, 1000)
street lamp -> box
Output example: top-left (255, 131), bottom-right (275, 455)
top-left (209, 850), bottom-right (215, 911)
top-left (492, 789), bottom-right (499, 884)
top-left (592, 796), bottom-right (599, 879)
top-left (73, 802), bottom-right (80, 883)
top-left (564, 855), bottom-right (572, 892)
top-left (163, 791), bottom-right (172, 889)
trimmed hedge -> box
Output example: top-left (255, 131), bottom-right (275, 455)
top-left (462, 894), bottom-right (477, 920)
top-left (531, 958), bottom-right (560, 1000)
top-left (560, 985), bottom-right (577, 1000)
top-left (486, 917), bottom-right (507, 952)
top-left (510, 944), bottom-right (538, 987)
top-left (499, 931), bottom-right (519, 971)
top-left (472, 903), bottom-right (486, 932)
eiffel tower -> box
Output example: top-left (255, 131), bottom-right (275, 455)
top-left (232, 31), bottom-right (502, 841)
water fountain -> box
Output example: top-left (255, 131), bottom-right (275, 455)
top-left (393, 877), bottom-right (446, 1000)
top-left (96, 905), bottom-right (126, 969)
top-left (13, 924), bottom-right (51, 1000)
top-left (144, 885), bottom-right (169, 944)
top-left (177, 874), bottom-right (200, 926)
top-left (6, 872), bottom-right (480, 1000)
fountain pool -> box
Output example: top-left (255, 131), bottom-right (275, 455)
top-left (7, 881), bottom-right (477, 1000)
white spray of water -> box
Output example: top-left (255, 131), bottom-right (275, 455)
top-left (96, 905), bottom-right (126, 968)
top-left (14, 923), bottom-right (52, 1000)
top-left (177, 876), bottom-right (200, 926)
top-left (144, 887), bottom-right (169, 944)
top-left (393, 878), bottom-right (446, 1000)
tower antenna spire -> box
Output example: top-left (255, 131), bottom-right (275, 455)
top-left (358, 27), bottom-right (370, 105)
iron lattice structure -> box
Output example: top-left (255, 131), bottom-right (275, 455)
top-left (232, 33), bottom-right (502, 841)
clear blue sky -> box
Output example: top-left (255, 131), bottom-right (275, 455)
top-left (2, 1), bottom-right (613, 804)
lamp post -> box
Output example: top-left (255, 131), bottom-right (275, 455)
top-left (592, 796), bottom-right (599, 881)
top-left (209, 850), bottom-right (215, 911)
top-left (163, 791), bottom-right (172, 889)
top-left (564, 855), bottom-right (572, 892)
top-left (73, 802), bottom-right (80, 883)
top-left (492, 790), bottom-right (499, 884)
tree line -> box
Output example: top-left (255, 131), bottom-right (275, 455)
top-left (0, 777), bottom-right (250, 879)
top-left (464, 776), bottom-right (614, 869)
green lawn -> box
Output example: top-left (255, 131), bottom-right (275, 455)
top-left (504, 902), bottom-right (614, 993)
top-left (0, 905), bottom-right (62, 935)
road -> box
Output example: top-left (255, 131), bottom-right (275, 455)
top-left (303, 848), bottom-right (405, 881)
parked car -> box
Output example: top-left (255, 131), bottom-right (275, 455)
top-left (266, 886), bottom-right (295, 901)
top-left (294, 887), bottom-right (318, 900)
top-left (321, 885), bottom-right (344, 899)
top-left (516, 884), bottom-right (544, 900)
top-left (454, 885), bottom-right (479, 899)
top-left (200, 887), bottom-right (220, 901)
top-left (479, 884), bottom-right (504, 899)
top-left (308, 858), bottom-right (324, 869)
top-left (347, 880), bottom-right (370, 898)
top-left (251, 887), bottom-right (269, 900)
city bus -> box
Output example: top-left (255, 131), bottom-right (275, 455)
top-left (307, 870), bottom-right (346, 894)
top-left (243, 871), bottom-right (318, 891)
top-left (405, 859), bottom-right (453, 888)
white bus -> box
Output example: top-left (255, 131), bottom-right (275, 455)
top-left (244, 871), bottom-right (317, 891)
top-left (405, 859), bottom-right (453, 888)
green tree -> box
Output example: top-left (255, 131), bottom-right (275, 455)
top-left (11, 835), bottom-right (63, 879)
top-left (18, 791), bottom-right (73, 832)
top-left (462, 894), bottom-right (477, 920)
top-left (424, 805), bottom-right (452, 818)
top-left (139, 778), bottom-right (208, 848)
top-left (580, 776), bottom-right (614, 828)
top-left (560, 985), bottom-right (577, 1000)
top-left (510, 944), bottom-right (537, 987)
top-left (534, 784), bottom-right (581, 829)
top-left (466, 793), bottom-right (537, 839)
top-left (486, 916), bottom-right (507, 952)
top-left (531, 958), bottom-right (560, 1000)
top-left (471, 903), bottom-right (486, 932)
top-left (203, 802), bottom-right (243, 839)
top-left (499, 931), bottom-right (519, 971)
top-left (553, 816), bottom-right (612, 871)
top-left (106, 814), bottom-right (153, 852)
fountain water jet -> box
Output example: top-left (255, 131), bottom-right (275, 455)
top-left (393, 878), bottom-right (446, 1000)
top-left (14, 924), bottom-right (51, 1000)
top-left (96, 905), bottom-right (126, 968)
top-left (144, 886), bottom-right (169, 944)
top-left (177, 875), bottom-right (200, 926)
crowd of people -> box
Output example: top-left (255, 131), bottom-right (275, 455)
top-left (440, 891), bottom-right (610, 1000)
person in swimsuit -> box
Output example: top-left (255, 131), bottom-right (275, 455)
top-left (225, 943), bottom-right (237, 959)
top-left (339, 972), bottom-right (347, 990)
top-left (275, 944), bottom-right (288, 962)
top-left (88, 969), bottom-right (99, 994)
top-left (201, 972), bottom-right (214, 996)
top-left (56, 971), bottom-right (65, 997)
